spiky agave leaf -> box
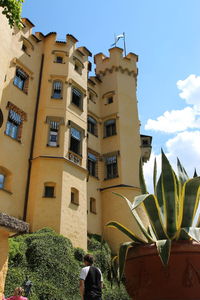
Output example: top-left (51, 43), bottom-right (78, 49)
top-left (156, 239), bottom-right (171, 266)
top-left (181, 177), bottom-right (200, 228)
top-left (156, 174), bottom-right (165, 225)
top-left (112, 192), bottom-right (154, 242)
top-left (139, 158), bottom-right (148, 194)
top-left (106, 221), bottom-right (146, 243)
top-left (177, 158), bottom-right (189, 186)
top-left (143, 194), bottom-right (168, 240)
top-left (132, 193), bottom-right (167, 240)
top-left (179, 227), bottom-right (200, 242)
top-left (194, 169), bottom-right (198, 178)
top-left (161, 150), bottom-right (179, 239)
top-left (153, 158), bottom-right (157, 194)
top-left (118, 242), bottom-right (135, 280)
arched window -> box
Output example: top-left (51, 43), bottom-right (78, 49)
top-left (0, 174), bottom-right (5, 189)
top-left (71, 187), bottom-right (79, 205)
top-left (43, 182), bottom-right (56, 198)
top-left (88, 116), bottom-right (98, 136)
top-left (104, 119), bottom-right (116, 137)
top-left (52, 80), bottom-right (63, 99)
top-left (90, 197), bottom-right (96, 214)
top-left (0, 166), bottom-right (11, 191)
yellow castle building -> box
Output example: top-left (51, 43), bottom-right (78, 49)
top-left (0, 12), bottom-right (151, 296)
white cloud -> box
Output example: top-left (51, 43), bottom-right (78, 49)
top-left (145, 74), bottom-right (200, 133)
top-left (177, 74), bottom-right (200, 109)
top-left (143, 131), bottom-right (200, 192)
top-left (166, 131), bottom-right (200, 176)
top-left (143, 74), bottom-right (200, 190)
top-left (145, 107), bottom-right (198, 133)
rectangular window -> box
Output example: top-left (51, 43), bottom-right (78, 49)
top-left (44, 186), bottom-right (55, 198)
top-left (48, 121), bottom-right (59, 147)
top-left (72, 87), bottom-right (82, 109)
top-left (88, 116), bottom-right (97, 136)
top-left (104, 119), bottom-right (116, 137)
top-left (56, 56), bottom-right (63, 63)
top-left (88, 153), bottom-right (97, 177)
top-left (52, 81), bottom-right (62, 99)
top-left (70, 127), bottom-right (81, 155)
top-left (14, 68), bottom-right (29, 93)
top-left (5, 110), bottom-right (22, 140)
top-left (106, 155), bottom-right (118, 179)
top-left (107, 97), bottom-right (113, 104)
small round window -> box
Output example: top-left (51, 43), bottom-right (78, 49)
top-left (0, 109), bottom-right (3, 128)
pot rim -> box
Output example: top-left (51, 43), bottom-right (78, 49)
top-left (126, 240), bottom-right (200, 261)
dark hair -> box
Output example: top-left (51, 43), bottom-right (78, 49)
top-left (84, 254), bottom-right (94, 264)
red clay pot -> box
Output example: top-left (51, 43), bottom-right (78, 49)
top-left (125, 241), bottom-right (200, 300)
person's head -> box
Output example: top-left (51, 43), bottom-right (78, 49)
top-left (14, 287), bottom-right (24, 296)
top-left (83, 254), bottom-right (94, 266)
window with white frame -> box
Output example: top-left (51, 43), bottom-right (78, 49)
top-left (71, 87), bottom-right (83, 109)
top-left (70, 127), bottom-right (82, 155)
top-left (105, 155), bottom-right (118, 179)
top-left (52, 80), bottom-right (62, 99)
top-left (48, 121), bottom-right (59, 147)
top-left (5, 109), bottom-right (22, 140)
top-left (14, 68), bottom-right (29, 93)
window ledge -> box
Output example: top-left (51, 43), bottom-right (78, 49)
top-left (4, 132), bottom-right (22, 143)
top-left (0, 188), bottom-right (12, 195)
top-left (104, 175), bottom-right (119, 181)
top-left (71, 102), bottom-right (84, 112)
top-left (89, 174), bottom-right (99, 180)
top-left (53, 61), bottom-right (66, 64)
top-left (46, 144), bottom-right (60, 147)
top-left (51, 96), bottom-right (63, 100)
top-left (90, 211), bottom-right (97, 215)
top-left (103, 133), bottom-right (117, 139)
top-left (71, 201), bottom-right (79, 206)
top-left (88, 131), bottom-right (98, 138)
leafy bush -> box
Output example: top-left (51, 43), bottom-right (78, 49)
top-left (5, 229), bottom-right (130, 300)
top-left (74, 247), bottom-right (85, 262)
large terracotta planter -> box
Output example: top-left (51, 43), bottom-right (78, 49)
top-left (125, 241), bottom-right (200, 300)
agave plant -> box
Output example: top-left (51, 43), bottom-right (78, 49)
top-left (106, 151), bottom-right (200, 280)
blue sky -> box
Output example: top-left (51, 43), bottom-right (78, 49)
top-left (22, 0), bottom-right (200, 184)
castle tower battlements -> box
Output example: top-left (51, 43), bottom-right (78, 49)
top-left (94, 47), bottom-right (138, 77)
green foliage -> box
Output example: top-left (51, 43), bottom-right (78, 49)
top-left (0, 0), bottom-right (24, 28)
top-left (74, 247), bottom-right (85, 262)
top-left (5, 229), bottom-right (130, 300)
top-left (107, 151), bottom-right (200, 279)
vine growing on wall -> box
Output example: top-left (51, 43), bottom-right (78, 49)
top-left (0, 0), bottom-right (24, 27)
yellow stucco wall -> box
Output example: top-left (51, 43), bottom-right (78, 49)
top-left (0, 11), bottom-right (150, 256)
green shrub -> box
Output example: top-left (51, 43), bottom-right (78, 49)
top-left (5, 229), bottom-right (130, 300)
top-left (74, 247), bottom-right (85, 262)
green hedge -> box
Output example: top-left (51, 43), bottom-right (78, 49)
top-left (5, 228), bottom-right (130, 300)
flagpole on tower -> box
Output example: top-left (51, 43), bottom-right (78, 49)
top-left (123, 32), bottom-right (126, 56)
